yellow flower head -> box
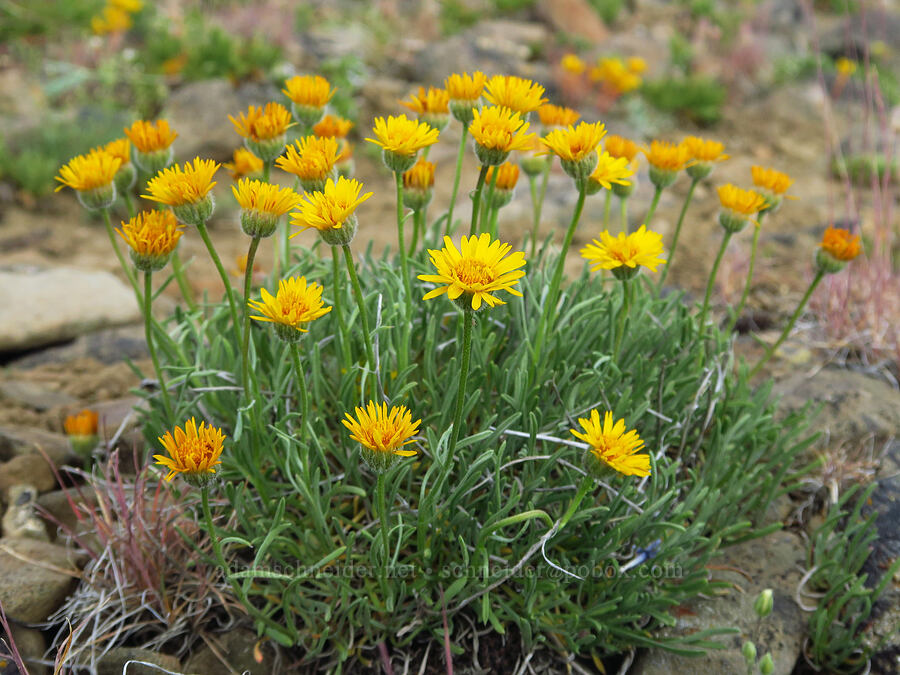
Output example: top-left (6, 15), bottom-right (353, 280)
top-left (403, 158), bottom-right (436, 190)
top-left (117, 209), bottom-right (184, 270)
top-left (366, 115), bottom-right (440, 165)
top-left (627, 57), bottom-right (647, 74)
top-left (445, 71), bottom-right (487, 102)
top-left (483, 75), bottom-right (548, 114)
top-left (717, 184), bottom-right (768, 216)
top-left (591, 57), bottom-right (642, 94)
top-left (485, 161), bottom-right (520, 191)
top-left (100, 138), bottom-right (131, 165)
top-left (419, 233), bottom-right (526, 311)
top-left (248, 276), bottom-right (333, 341)
top-left (55, 150), bottom-right (121, 193)
top-left (537, 103), bottom-right (581, 128)
top-left (342, 401), bottom-right (421, 472)
top-left (232, 178), bottom-right (301, 216)
top-left (282, 74), bottom-right (335, 108)
top-left (580, 225), bottom-right (666, 280)
top-left (110, 0), bottom-right (143, 11)
top-left (290, 176), bottom-right (373, 245)
top-left (561, 53), bottom-right (586, 75)
top-left (64, 409), bottom-right (99, 437)
top-left (224, 147), bottom-right (264, 180)
top-left (91, 6), bottom-right (132, 34)
top-left (587, 151), bottom-right (635, 192)
top-left (144, 157), bottom-right (219, 207)
top-left (571, 410), bottom-right (650, 478)
top-left (541, 121), bottom-right (607, 162)
top-left (229, 102), bottom-right (293, 142)
top-left (820, 226), bottom-right (861, 262)
top-left (124, 119), bottom-right (178, 153)
top-left (682, 136), bottom-right (728, 163)
top-left (643, 140), bottom-right (692, 171)
top-left (153, 418), bottom-right (226, 484)
top-left (276, 136), bottom-right (340, 188)
top-left (835, 57), bottom-right (857, 77)
top-left (401, 86), bottom-right (450, 115)
top-left (604, 135), bottom-right (641, 163)
top-left (751, 166), bottom-right (793, 196)
top-left (469, 105), bottom-right (535, 165)
top-left (313, 114), bottom-right (354, 138)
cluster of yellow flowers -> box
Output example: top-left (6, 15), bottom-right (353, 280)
top-left (560, 53), bottom-right (646, 96)
top-left (91, 0), bottom-right (143, 35)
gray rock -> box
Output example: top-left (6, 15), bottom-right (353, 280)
top-left (7, 625), bottom-right (49, 675)
top-left (9, 325), bottom-right (148, 368)
top-left (0, 426), bottom-right (73, 466)
top-left (0, 267), bottom-right (141, 354)
top-left (632, 530), bottom-right (806, 675)
top-left (0, 454), bottom-right (57, 499)
top-left (535, 0), bottom-right (609, 42)
top-left (184, 628), bottom-right (273, 675)
top-left (0, 380), bottom-right (79, 412)
top-left (2, 485), bottom-right (49, 541)
top-left (166, 79), bottom-right (281, 162)
top-left (96, 648), bottom-right (183, 675)
top-left (773, 368), bottom-right (900, 447)
top-left (0, 537), bottom-right (82, 623)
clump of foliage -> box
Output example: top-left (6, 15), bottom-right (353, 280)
top-left (643, 75), bottom-right (727, 125)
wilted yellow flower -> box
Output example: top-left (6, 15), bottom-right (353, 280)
top-left (342, 401), bottom-right (421, 472)
top-left (541, 121), bottom-right (607, 180)
top-left (537, 104), bottom-right (580, 129)
top-left (248, 276), bottom-right (332, 341)
top-left (124, 119), bottom-right (178, 153)
top-left (604, 135), bottom-right (640, 163)
top-left (153, 418), bottom-right (226, 484)
top-left (469, 105), bottom-right (535, 165)
top-left (483, 75), bottom-right (547, 115)
top-left (56, 150), bottom-right (121, 209)
top-left (117, 209), bottom-right (184, 271)
top-left (313, 114), bottom-right (354, 138)
top-left (820, 226), bottom-right (861, 262)
top-left (366, 115), bottom-right (440, 172)
top-left (419, 233), bottom-right (526, 311)
top-left (232, 179), bottom-right (301, 238)
top-left (586, 151), bottom-right (634, 194)
top-left (282, 74), bottom-right (334, 108)
top-left (144, 158), bottom-right (219, 224)
top-left (485, 162), bottom-right (520, 190)
top-left (224, 148), bottom-right (264, 180)
top-left (276, 136), bottom-right (340, 191)
top-left (64, 409), bottom-right (99, 437)
top-left (290, 176), bottom-right (373, 246)
top-left (580, 225), bottom-right (666, 279)
top-left (560, 53), bottom-right (586, 75)
top-left (571, 410), bottom-right (650, 478)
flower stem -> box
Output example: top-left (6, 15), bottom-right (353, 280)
top-left (102, 208), bottom-right (142, 304)
top-left (619, 195), bottom-right (628, 233)
top-left (445, 126), bottom-right (468, 237)
top-left (124, 191), bottom-right (136, 219)
top-left (657, 177), bottom-right (698, 290)
top-left (289, 342), bottom-right (310, 430)
top-left (727, 213), bottom-right (766, 335)
top-left (240, 236), bottom-right (261, 401)
top-left (699, 230), bottom-right (734, 329)
top-left (749, 270), bottom-right (825, 378)
top-left (469, 165), bottom-right (489, 237)
top-left (558, 475), bottom-right (594, 531)
top-left (331, 246), bottom-right (352, 371)
top-left (409, 208), bottom-right (424, 256)
top-left (342, 244), bottom-right (378, 396)
top-left (528, 174), bottom-right (540, 257)
top-left (531, 183), bottom-right (588, 369)
top-left (376, 472), bottom-right (391, 574)
top-left (487, 205), bottom-right (499, 239)
top-left (644, 185), bottom-right (663, 228)
top-left (613, 279), bottom-right (633, 359)
top-left (481, 164), bottom-right (499, 231)
top-left (170, 251), bottom-right (197, 311)
top-left (603, 190), bottom-right (611, 229)
top-left (395, 172), bottom-right (412, 373)
top-left (448, 307), bottom-right (474, 459)
top-left (143, 272), bottom-right (173, 421)
top-left (196, 221), bottom-right (242, 345)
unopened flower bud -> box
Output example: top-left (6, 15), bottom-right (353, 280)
top-left (754, 589), bottom-right (774, 618)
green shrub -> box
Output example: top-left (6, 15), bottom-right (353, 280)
top-left (643, 75), bottom-right (727, 125)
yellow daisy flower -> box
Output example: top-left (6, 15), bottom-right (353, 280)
top-left (232, 179), bottom-right (302, 238)
top-left (117, 209), bottom-right (184, 271)
top-left (282, 74), bottom-right (335, 108)
top-left (403, 158), bottom-right (436, 190)
top-left (64, 409), bottom-right (99, 438)
top-left (591, 57), bottom-right (642, 95)
top-left (541, 121), bottom-right (607, 180)
top-left (153, 418), bottom-right (226, 485)
top-left (537, 103), bottom-right (581, 129)
top-left (483, 74), bottom-right (547, 115)
top-left (91, 6), bottom-right (132, 35)
top-left (419, 233), bottom-right (527, 311)
top-left (366, 115), bottom-right (440, 172)
top-left (560, 53), bottom-right (586, 75)
top-left (224, 148), bottom-right (264, 180)
top-left (643, 140), bottom-right (692, 188)
top-left (55, 150), bottom-right (121, 210)
top-left (445, 71), bottom-right (487, 124)
top-left (229, 102), bottom-right (293, 161)
top-left (604, 135), bottom-right (640, 163)
top-left (683, 136), bottom-right (728, 180)
top-left (586, 151), bottom-right (634, 194)
top-left (97, 138), bottom-right (136, 192)
top-left (290, 176), bottom-right (373, 246)
top-left (580, 225), bottom-right (666, 279)
top-left (717, 184), bottom-right (768, 232)
top-left (276, 136), bottom-right (340, 191)
top-left (313, 114), bottom-right (354, 138)
top-left (751, 165), bottom-right (793, 195)
top-left (627, 57), bottom-right (647, 74)
top-left (485, 161), bottom-right (520, 190)
top-left (571, 410), bottom-right (650, 478)
top-left (342, 401), bottom-right (421, 472)
top-left (143, 157), bottom-right (220, 224)
top-left (820, 226), bottom-right (861, 262)
top-left (401, 86), bottom-right (450, 129)
top-left (248, 276), bottom-right (332, 342)
top-left (468, 105), bottom-right (535, 166)
top-left (124, 119), bottom-right (177, 174)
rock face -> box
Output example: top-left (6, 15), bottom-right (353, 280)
top-left (9, 325), bottom-right (148, 368)
top-left (95, 647), bottom-right (182, 675)
top-left (632, 530), bottom-right (806, 675)
top-left (2, 485), bottom-right (49, 540)
top-left (0, 537), bottom-right (82, 622)
top-left (0, 426), bottom-right (73, 466)
top-left (0, 454), bottom-right (57, 498)
top-left (0, 380), bottom-right (79, 411)
top-left (0, 267), bottom-right (141, 354)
